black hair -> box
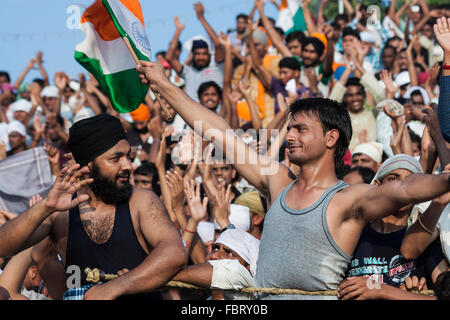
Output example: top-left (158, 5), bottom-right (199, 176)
top-left (382, 44), bottom-right (397, 54)
top-left (279, 57), bottom-right (301, 71)
top-left (197, 81), bottom-right (222, 100)
top-left (155, 51), bottom-right (167, 58)
top-left (134, 162), bottom-right (156, 177)
top-left (302, 37), bottom-right (325, 57)
top-left (435, 270), bottom-right (450, 300)
top-left (32, 78), bottom-right (45, 88)
top-left (275, 27), bottom-right (285, 38)
top-left (344, 166), bottom-right (376, 184)
top-left (412, 46), bottom-right (429, 66)
top-left (342, 26), bottom-right (360, 41)
top-left (386, 36), bottom-right (402, 46)
top-left (408, 128), bottom-right (422, 152)
top-left (0, 71), bottom-right (10, 83)
top-left (236, 13), bottom-right (248, 21)
top-left (286, 30), bottom-right (306, 45)
top-left (345, 77), bottom-right (366, 95)
top-left (334, 13), bottom-right (349, 24)
top-left (288, 98), bottom-right (352, 169)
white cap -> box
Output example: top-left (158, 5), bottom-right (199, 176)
top-left (197, 221), bottom-right (215, 244)
top-left (7, 120), bottom-right (27, 137)
top-left (41, 86), bottom-right (59, 98)
top-left (403, 86), bottom-right (430, 105)
top-left (214, 204), bottom-right (251, 231)
top-left (353, 142), bottom-right (384, 164)
top-left (394, 71), bottom-right (411, 87)
top-left (10, 99), bottom-right (32, 114)
top-left (69, 81), bottom-right (80, 92)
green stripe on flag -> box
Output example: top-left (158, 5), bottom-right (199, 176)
top-left (286, 7), bottom-right (307, 35)
top-left (74, 51), bottom-right (147, 113)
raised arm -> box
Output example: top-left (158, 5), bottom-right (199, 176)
top-left (247, 21), bottom-right (273, 90)
top-left (194, 2), bottom-right (225, 63)
top-left (0, 164), bottom-right (93, 257)
top-left (13, 59), bottom-right (35, 91)
top-left (217, 32), bottom-right (233, 121)
top-left (301, 0), bottom-right (319, 35)
top-left (351, 172), bottom-right (450, 223)
top-left (254, 0), bottom-right (292, 58)
top-left (434, 17), bottom-right (450, 143)
top-left (137, 61), bottom-right (293, 198)
top-left (35, 52), bottom-right (49, 87)
top-left (166, 16), bottom-right (185, 74)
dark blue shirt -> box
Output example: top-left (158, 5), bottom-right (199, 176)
top-left (438, 75), bottom-right (450, 142)
top-left (346, 224), bottom-right (444, 288)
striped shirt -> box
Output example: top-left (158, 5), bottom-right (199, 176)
top-left (180, 60), bottom-right (225, 102)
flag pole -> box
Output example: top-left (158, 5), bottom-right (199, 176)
top-left (122, 37), bottom-right (173, 119)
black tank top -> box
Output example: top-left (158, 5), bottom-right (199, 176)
top-left (66, 201), bottom-right (162, 300)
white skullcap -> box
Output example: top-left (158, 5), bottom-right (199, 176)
top-left (10, 99), bottom-right (32, 114)
top-left (215, 229), bottom-right (260, 276)
top-left (394, 71), bottom-right (411, 87)
top-left (214, 204), bottom-right (251, 231)
top-left (7, 120), bottom-right (26, 137)
top-left (403, 86), bottom-right (430, 105)
top-left (69, 81), bottom-right (80, 92)
top-left (197, 221), bottom-right (215, 244)
top-left (41, 86), bottom-right (59, 98)
top-left (353, 142), bottom-right (384, 164)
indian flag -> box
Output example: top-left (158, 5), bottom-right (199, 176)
top-left (275, 0), bottom-right (306, 35)
top-left (75, 0), bottom-right (151, 113)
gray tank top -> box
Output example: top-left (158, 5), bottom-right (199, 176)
top-left (254, 179), bottom-right (351, 300)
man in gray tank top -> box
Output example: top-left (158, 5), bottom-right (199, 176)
top-left (137, 60), bottom-right (450, 299)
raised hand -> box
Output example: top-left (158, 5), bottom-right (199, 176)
top-left (434, 17), bottom-right (450, 53)
top-left (184, 179), bottom-right (208, 221)
top-left (44, 164), bottom-right (93, 212)
top-left (217, 32), bottom-right (231, 48)
top-left (174, 16), bottom-right (186, 32)
top-left (380, 69), bottom-right (399, 98)
top-left (36, 51), bottom-right (44, 65)
top-left (194, 2), bottom-right (205, 20)
top-left (166, 169), bottom-right (185, 210)
top-left (54, 72), bottom-right (68, 91)
top-left (29, 194), bottom-right (44, 208)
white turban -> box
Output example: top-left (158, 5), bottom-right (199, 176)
top-left (353, 142), bottom-right (384, 164)
top-left (197, 221), bottom-right (215, 244)
top-left (10, 99), bottom-right (32, 114)
top-left (7, 120), bottom-right (26, 137)
top-left (215, 229), bottom-right (260, 276)
top-left (214, 204), bottom-right (251, 231)
top-left (40, 86), bottom-right (59, 98)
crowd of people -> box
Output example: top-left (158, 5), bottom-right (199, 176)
top-left (0, 0), bottom-right (450, 301)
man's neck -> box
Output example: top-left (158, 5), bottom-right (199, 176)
top-left (295, 157), bottom-right (339, 190)
top-left (372, 210), bottom-right (409, 234)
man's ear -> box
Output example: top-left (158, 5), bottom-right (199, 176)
top-left (326, 129), bottom-right (340, 149)
top-left (373, 179), bottom-right (381, 186)
top-left (252, 214), bottom-right (264, 226)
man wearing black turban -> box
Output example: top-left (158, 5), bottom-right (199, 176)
top-left (0, 113), bottom-right (186, 300)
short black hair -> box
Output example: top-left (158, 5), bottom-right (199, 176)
top-left (342, 26), bottom-right (360, 41)
top-left (279, 57), bottom-right (301, 71)
top-left (0, 71), bottom-right (11, 83)
top-left (197, 81), bottom-right (222, 100)
top-left (134, 162), bottom-right (156, 177)
top-left (435, 270), bottom-right (450, 300)
top-left (155, 51), bottom-right (167, 58)
top-left (334, 13), bottom-right (349, 24)
top-left (344, 166), bottom-right (376, 184)
top-left (382, 44), bottom-right (397, 54)
top-left (32, 78), bottom-right (45, 88)
top-left (288, 98), bottom-right (352, 168)
top-left (345, 77), bottom-right (366, 95)
top-left (286, 30), bottom-right (306, 44)
top-left (236, 13), bottom-right (248, 21)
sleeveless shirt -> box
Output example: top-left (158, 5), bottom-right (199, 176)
top-left (254, 180), bottom-right (351, 300)
top-left (66, 201), bottom-right (161, 299)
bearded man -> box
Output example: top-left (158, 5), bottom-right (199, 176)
top-left (0, 113), bottom-right (186, 300)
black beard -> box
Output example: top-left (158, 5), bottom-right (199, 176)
top-left (90, 162), bottom-right (132, 205)
top-left (134, 125), bottom-right (149, 134)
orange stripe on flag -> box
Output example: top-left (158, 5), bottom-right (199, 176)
top-left (280, 0), bottom-right (288, 10)
top-left (80, 0), bottom-right (120, 41)
top-left (119, 0), bottom-right (145, 26)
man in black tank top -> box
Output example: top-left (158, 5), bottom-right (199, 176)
top-left (0, 114), bottom-right (186, 299)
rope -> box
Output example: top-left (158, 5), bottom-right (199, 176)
top-left (84, 268), bottom-right (435, 296)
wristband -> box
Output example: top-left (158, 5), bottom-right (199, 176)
top-left (221, 223), bottom-right (236, 233)
top-left (184, 227), bottom-right (196, 234)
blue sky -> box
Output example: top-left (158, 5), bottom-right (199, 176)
top-left (0, 0), bottom-right (278, 85)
